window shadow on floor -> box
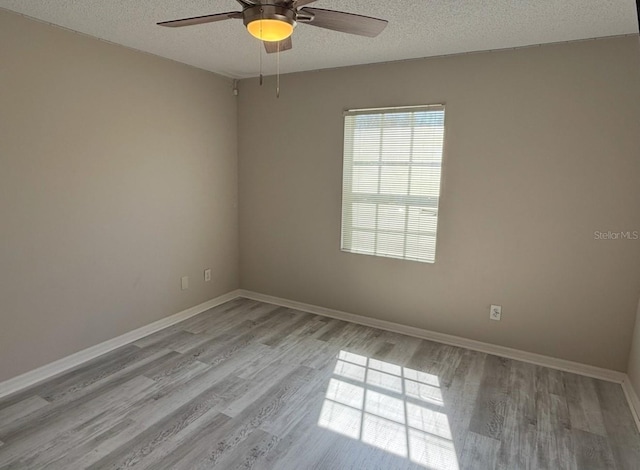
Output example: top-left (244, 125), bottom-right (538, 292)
top-left (317, 350), bottom-right (460, 469)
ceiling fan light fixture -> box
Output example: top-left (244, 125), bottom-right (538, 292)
top-left (247, 18), bottom-right (294, 42)
top-left (243, 5), bottom-right (296, 43)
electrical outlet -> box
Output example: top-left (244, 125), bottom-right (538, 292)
top-left (181, 276), bottom-right (189, 290)
top-left (204, 269), bottom-right (211, 282)
top-left (490, 305), bottom-right (502, 321)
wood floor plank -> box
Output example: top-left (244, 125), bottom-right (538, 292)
top-left (322, 320), bottom-right (366, 347)
top-left (534, 370), bottom-right (576, 470)
top-left (154, 365), bottom-right (314, 470)
top-left (130, 298), bottom-right (248, 347)
top-left (142, 353), bottom-right (210, 385)
top-left (405, 339), bottom-right (440, 370)
top-left (1, 298), bottom-right (638, 469)
top-left (211, 428), bottom-right (280, 470)
top-left (442, 349), bottom-right (487, 453)
top-left (468, 355), bottom-right (510, 440)
top-left (315, 318), bottom-right (350, 342)
top-left (132, 329), bottom-right (189, 350)
top-left (17, 417), bottom-right (137, 470)
top-left (180, 310), bottom-right (298, 366)
top-left (459, 431), bottom-right (500, 469)
top-left (262, 405), bottom-right (345, 470)
top-left (541, 366), bottom-right (567, 396)
top-left (258, 361), bottom-right (335, 438)
top-left (343, 323), bottom-right (387, 354)
top-left (37, 368), bottom-right (234, 470)
top-left (311, 433), bottom-right (425, 470)
top-left (74, 373), bottom-right (246, 469)
top-left (0, 375), bottom-right (157, 467)
top-left (221, 361), bottom-right (308, 418)
top-left (0, 349), bottom-right (174, 441)
top-left (85, 374), bottom-right (250, 469)
top-left (82, 375), bottom-right (249, 470)
top-left (236, 327), bottom-right (335, 380)
top-left (196, 302), bottom-right (284, 339)
top-left (143, 412), bottom-right (233, 470)
top-left (199, 332), bottom-right (267, 367)
top-left (0, 344), bottom-right (140, 410)
top-left (177, 298), bottom-right (258, 335)
top-left (372, 340), bottom-right (395, 360)
top-left (376, 333), bottom-right (423, 366)
top-left (496, 360), bottom-right (537, 469)
top-left (564, 372), bottom-right (607, 436)
top-left (259, 311), bottom-right (315, 347)
top-left (36, 345), bottom-right (171, 403)
top-left (594, 379), bottom-right (640, 470)
top-left (0, 395), bottom-right (49, 427)
top-left (572, 428), bottom-right (618, 469)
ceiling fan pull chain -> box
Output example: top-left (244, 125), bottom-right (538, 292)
top-left (259, 42), bottom-right (263, 86)
top-left (259, 7), bottom-right (264, 86)
top-left (276, 41), bottom-right (280, 98)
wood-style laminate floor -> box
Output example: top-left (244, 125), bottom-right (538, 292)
top-left (0, 298), bottom-right (639, 469)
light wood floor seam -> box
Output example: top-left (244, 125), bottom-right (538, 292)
top-left (0, 298), bottom-right (638, 469)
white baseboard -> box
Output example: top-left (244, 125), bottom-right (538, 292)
top-left (622, 376), bottom-right (640, 431)
top-left (238, 289), bottom-right (626, 384)
top-left (0, 289), bottom-right (241, 399)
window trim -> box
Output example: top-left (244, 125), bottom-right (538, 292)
top-left (340, 104), bottom-right (446, 264)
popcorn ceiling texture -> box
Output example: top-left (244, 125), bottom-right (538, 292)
top-left (0, 1), bottom-right (637, 78)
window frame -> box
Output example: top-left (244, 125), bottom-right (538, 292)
top-left (340, 104), bottom-right (446, 264)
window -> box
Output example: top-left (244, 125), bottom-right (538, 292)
top-left (341, 105), bottom-right (445, 263)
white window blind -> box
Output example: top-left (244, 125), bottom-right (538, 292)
top-left (341, 105), bottom-right (445, 263)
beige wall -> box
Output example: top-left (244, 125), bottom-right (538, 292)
top-left (0, 11), bottom-right (239, 382)
top-left (629, 298), bottom-right (640, 398)
top-left (238, 36), bottom-right (640, 371)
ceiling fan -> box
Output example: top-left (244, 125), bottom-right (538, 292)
top-left (157, 0), bottom-right (388, 54)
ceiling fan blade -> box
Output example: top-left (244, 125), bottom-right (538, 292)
top-left (298, 8), bottom-right (388, 37)
top-left (264, 37), bottom-right (293, 54)
top-left (293, 0), bottom-right (319, 6)
top-left (157, 11), bottom-right (242, 28)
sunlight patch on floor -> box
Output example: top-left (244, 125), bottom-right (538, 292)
top-left (318, 350), bottom-right (459, 469)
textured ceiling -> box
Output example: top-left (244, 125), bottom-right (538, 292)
top-left (1, 1), bottom-right (637, 78)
